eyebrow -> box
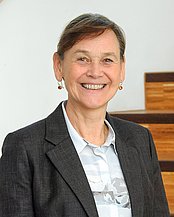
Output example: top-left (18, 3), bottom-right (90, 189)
top-left (73, 49), bottom-right (118, 59)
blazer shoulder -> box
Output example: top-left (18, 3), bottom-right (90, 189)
top-left (2, 118), bottom-right (46, 153)
top-left (2, 103), bottom-right (64, 153)
top-left (11, 118), bottom-right (46, 138)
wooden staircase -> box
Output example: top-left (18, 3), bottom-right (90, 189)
top-left (110, 72), bottom-right (174, 216)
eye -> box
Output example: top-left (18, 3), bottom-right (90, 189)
top-left (103, 58), bottom-right (114, 65)
top-left (103, 58), bottom-right (114, 64)
top-left (77, 57), bottom-right (90, 63)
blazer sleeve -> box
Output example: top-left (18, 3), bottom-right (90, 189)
top-left (147, 129), bottom-right (170, 217)
top-left (0, 133), bottom-right (35, 217)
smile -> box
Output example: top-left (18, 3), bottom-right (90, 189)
top-left (82, 84), bottom-right (106, 90)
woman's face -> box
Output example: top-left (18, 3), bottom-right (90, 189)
top-left (54, 30), bottom-right (125, 111)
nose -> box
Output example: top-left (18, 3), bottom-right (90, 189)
top-left (86, 61), bottom-right (104, 78)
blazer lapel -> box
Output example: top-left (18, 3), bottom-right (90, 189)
top-left (45, 103), bottom-right (99, 217)
top-left (107, 114), bottom-right (144, 217)
top-left (116, 136), bottom-right (144, 217)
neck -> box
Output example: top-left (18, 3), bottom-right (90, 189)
top-left (65, 100), bottom-right (108, 146)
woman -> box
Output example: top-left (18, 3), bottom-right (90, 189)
top-left (0, 13), bottom-right (169, 217)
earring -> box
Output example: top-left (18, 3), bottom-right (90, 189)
top-left (57, 80), bottom-right (64, 90)
top-left (118, 82), bottom-right (123, 90)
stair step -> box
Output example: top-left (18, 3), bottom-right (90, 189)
top-left (145, 72), bottom-right (174, 110)
top-left (110, 109), bottom-right (174, 123)
top-left (162, 172), bottom-right (174, 216)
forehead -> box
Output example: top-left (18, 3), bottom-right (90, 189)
top-left (66, 30), bottom-right (120, 55)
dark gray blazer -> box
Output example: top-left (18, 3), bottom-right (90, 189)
top-left (0, 102), bottom-right (170, 217)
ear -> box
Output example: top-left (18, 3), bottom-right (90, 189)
top-left (53, 52), bottom-right (63, 81)
top-left (120, 56), bottom-right (126, 82)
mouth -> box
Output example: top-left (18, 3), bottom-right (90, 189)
top-left (81, 83), bottom-right (106, 90)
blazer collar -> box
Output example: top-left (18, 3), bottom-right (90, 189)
top-left (45, 102), bottom-right (69, 145)
top-left (45, 103), bottom-right (144, 217)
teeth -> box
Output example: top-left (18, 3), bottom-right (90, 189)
top-left (82, 84), bottom-right (105, 90)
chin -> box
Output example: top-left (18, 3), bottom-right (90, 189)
top-left (80, 100), bottom-right (108, 110)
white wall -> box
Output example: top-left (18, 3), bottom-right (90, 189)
top-left (1, 0), bottom-right (174, 152)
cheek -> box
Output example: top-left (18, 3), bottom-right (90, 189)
top-left (109, 68), bottom-right (122, 83)
top-left (63, 68), bottom-right (79, 89)
top-left (62, 65), bottom-right (73, 82)
top-left (64, 65), bottom-right (86, 83)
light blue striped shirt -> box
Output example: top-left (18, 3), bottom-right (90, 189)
top-left (62, 102), bottom-right (132, 217)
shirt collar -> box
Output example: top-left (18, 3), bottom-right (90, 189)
top-left (62, 102), bottom-right (116, 154)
